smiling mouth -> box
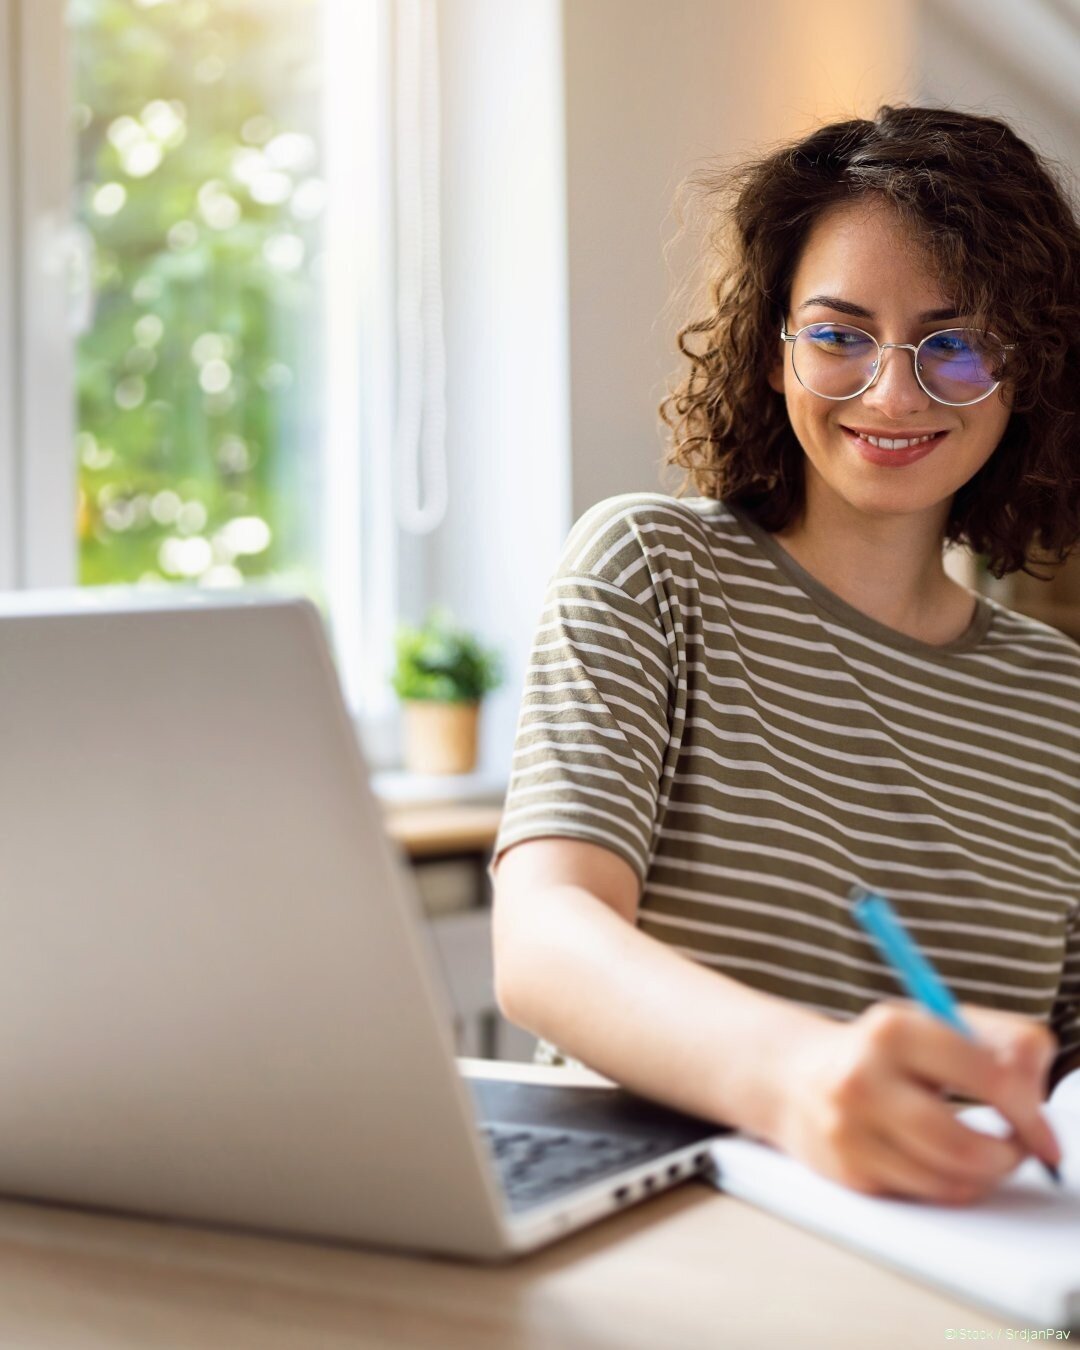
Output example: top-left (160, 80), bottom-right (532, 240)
top-left (841, 427), bottom-right (949, 451)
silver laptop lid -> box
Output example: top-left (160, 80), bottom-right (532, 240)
top-left (0, 589), bottom-right (509, 1258)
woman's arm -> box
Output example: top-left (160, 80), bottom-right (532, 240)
top-left (492, 838), bottom-right (1061, 1203)
top-left (492, 837), bottom-right (823, 1138)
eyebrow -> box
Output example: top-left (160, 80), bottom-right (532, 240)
top-left (797, 294), bottom-right (961, 324)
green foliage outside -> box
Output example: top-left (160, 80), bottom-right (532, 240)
top-left (391, 609), bottom-right (504, 705)
top-left (73, 0), bottom-right (323, 594)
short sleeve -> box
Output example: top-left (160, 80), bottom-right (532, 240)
top-left (489, 567), bottom-right (674, 889)
top-left (1050, 903), bottom-right (1080, 1090)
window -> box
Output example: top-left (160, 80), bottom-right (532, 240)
top-left (5, 0), bottom-right (559, 782)
top-left (8, 0), bottom-right (400, 749)
top-left (72, 0), bottom-right (326, 596)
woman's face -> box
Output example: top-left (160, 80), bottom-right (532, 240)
top-left (768, 197), bottom-right (1013, 530)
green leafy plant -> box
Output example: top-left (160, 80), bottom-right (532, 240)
top-left (391, 608), bottom-right (503, 704)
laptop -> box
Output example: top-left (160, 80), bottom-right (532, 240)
top-left (0, 588), bottom-right (727, 1260)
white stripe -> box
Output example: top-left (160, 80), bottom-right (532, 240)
top-left (648, 567), bottom-right (1080, 742)
top-left (518, 701), bottom-right (666, 762)
top-left (542, 582), bottom-right (670, 658)
top-left (505, 775), bottom-right (655, 834)
top-left (658, 614), bottom-right (1080, 795)
top-left (674, 665), bottom-right (1080, 833)
top-left (568, 497), bottom-right (726, 573)
top-left (656, 942), bottom-right (1054, 1005)
top-left (518, 696), bottom-right (665, 760)
top-left (675, 674), bottom-right (1080, 844)
top-left (643, 880), bottom-right (1068, 949)
top-left (624, 538), bottom-right (1080, 707)
top-left (500, 798), bottom-right (647, 844)
top-left (668, 734), bottom-right (1080, 874)
top-left (674, 635), bottom-right (1080, 789)
top-left (530, 624), bottom-right (669, 694)
top-left (663, 785), bottom-right (1080, 885)
top-left (660, 793), bottom-right (1080, 892)
top-left (751, 591), bottom-right (1080, 684)
top-left (508, 702), bottom-right (1080, 874)
top-left (626, 512), bottom-right (1080, 689)
top-left (510, 746), bottom-right (657, 796)
top-left (515, 685), bottom-right (666, 761)
top-left (645, 857), bottom-right (1068, 925)
top-left (641, 909), bottom-right (1064, 978)
top-left (645, 880), bottom-right (1069, 955)
top-left (571, 499), bottom-right (1075, 686)
top-left (527, 643), bottom-right (669, 709)
top-left (510, 733), bottom-right (644, 773)
top-left (650, 841), bottom-right (1077, 917)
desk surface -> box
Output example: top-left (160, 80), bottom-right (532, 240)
top-left (0, 1060), bottom-right (1013, 1349)
top-left (381, 801), bottom-right (502, 858)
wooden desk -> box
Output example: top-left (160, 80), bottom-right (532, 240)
top-left (381, 802), bottom-right (503, 862)
top-left (0, 1062), bottom-right (1012, 1348)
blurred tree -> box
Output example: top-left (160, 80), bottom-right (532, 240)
top-left (72, 0), bottom-right (324, 592)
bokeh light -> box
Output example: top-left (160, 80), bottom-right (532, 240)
top-left (73, 0), bottom-right (324, 598)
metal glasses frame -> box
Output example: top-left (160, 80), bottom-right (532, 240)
top-left (779, 322), bottom-right (1016, 408)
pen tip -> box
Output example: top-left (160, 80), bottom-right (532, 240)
top-left (1044, 1160), bottom-right (1063, 1186)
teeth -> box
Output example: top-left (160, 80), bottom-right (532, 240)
top-left (859, 432), bottom-right (940, 450)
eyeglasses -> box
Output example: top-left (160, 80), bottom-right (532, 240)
top-left (779, 322), bottom-right (1015, 407)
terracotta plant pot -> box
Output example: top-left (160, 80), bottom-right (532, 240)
top-left (401, 700), bottom-right (480, 775)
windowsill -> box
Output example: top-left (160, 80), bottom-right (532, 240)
top-left (370, 768), bottom-right (508, 808)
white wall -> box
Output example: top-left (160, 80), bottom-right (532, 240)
top-left (561, 0), bottom-right (917, 519)
top-left (434, 0), bottom-right (571, 779)
top-left (915, 0), bottom-right (1080, 178)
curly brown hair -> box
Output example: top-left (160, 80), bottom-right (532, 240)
top-left (658, 105), bottom-right (1080, 577)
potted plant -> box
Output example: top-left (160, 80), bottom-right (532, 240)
top-left (390, 608), bottom-right (504, 774)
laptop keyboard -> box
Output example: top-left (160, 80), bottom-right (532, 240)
top-left (478, 1121), bottom-right (664, 1212)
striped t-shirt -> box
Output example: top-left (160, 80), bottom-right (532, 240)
top-left (491, 492), bottom-right (1080, 1087)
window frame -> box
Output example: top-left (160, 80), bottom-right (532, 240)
top-left (2, 0), bottom-right (77, 590)
top-left (8, 0), bottom-right (404, 767)
top-left (0, 0), bottom-right (17, 591)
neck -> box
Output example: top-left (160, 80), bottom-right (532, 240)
top-left (771, 480), bottom-right (973, 646)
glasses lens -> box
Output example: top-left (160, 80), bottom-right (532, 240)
top-left (917, 329), bottom-right (1006, 404)
top-left (792, 324), bottom-right (878, 398)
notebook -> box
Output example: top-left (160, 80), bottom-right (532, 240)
top-left (706, 1071), bottom-right (1080, 1328)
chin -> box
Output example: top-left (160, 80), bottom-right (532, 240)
top-left (830, 476), bottom-right (952, 520)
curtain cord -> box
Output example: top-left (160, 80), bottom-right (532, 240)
top-left (393, 0), bottom-right (448, 537)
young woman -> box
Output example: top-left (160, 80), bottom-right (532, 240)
top-left (489, 106), bottom-right (1080, 1205)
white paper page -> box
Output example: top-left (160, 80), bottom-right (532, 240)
top-left (707, 1093), bottom-right (1080, 1328)
top-left (1051, 1067), bottom-right (1080, 1114)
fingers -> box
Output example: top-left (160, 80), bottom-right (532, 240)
top-left (863, 1002), bottom-right (1061, 1168)
top-left (875, 1079), bottom-right (1027, 1190)
top-left (839, 1126), bottom-right (995, 1206)
top-left (961, 1004), bottom-right (1057, 1098)
top-left (782, 1003), bottom-right (1062, 1205)
top-left (960, 1008), bottom-right (1063, 1169)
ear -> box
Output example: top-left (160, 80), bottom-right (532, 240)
top-left (767, 356), bottom-right (786, 395)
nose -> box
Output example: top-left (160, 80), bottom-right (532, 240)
top-left (859, 345), bottom-right (932, 419)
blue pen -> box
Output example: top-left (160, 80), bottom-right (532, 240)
top-left (849, 884), bottom-right (1062, 1186)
